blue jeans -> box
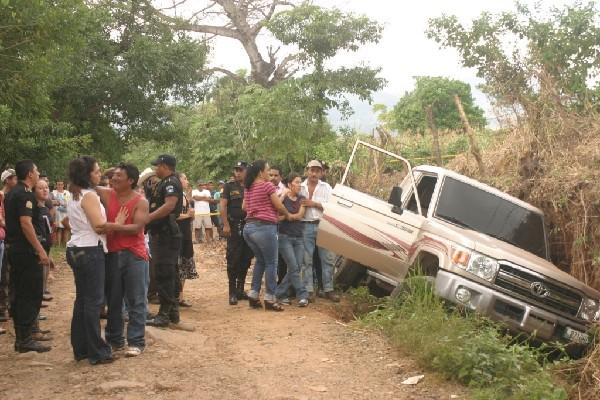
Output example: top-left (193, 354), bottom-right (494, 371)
top-left (302, 223), bottom-right (335, 293)
top-left (66, 246), bottom-right (112, 364)
top-left (243, 222), bottom-right (278, 302)
top-left (276, 234), bottom-right (308, 300)
top-left (105, 250), bottom-right (149, 349)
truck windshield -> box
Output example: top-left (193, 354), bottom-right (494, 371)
top-left (435, 177), bottom-right (548, 260)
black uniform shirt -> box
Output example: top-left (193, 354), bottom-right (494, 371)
top-left (148, 173), bottom-right (183, 230)
top-left (37, 203), bottom-right (53, 252)
top-left (5, 181), bottom-right (42, 253)
top-left (222, 180), bottom-right (245, 221)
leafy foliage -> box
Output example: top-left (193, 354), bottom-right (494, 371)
top-left (0, 0), bottom-right (207, 177)
top-left (427, 2), bottom-right (600, 112)
top-left (386, 76), bottom-right (486, 134)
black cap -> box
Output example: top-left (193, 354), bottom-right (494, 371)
top-left (234, 161), bottom-right (248, 170)
top-left (151, 154), bottom-right (177, 168)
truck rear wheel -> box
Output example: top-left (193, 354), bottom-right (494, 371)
top-left (334, 257), bottom-right (366, 290)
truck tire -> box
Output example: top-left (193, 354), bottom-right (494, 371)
top-left (334, 257), bottom-right (366, 290)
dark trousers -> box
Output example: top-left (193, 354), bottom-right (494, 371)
top-left (8, 250), bottom-right (43, 342)
top-left (277, 254), bottom-right (287, 284)
top-left (150, 232), bottom-right (181, 322)
top-left (313, 248), bottom-right (324, 292)
top-left (226, 219), bottom-right (253, 295)
top-left (67, 246), bottom-right (112, 364)
top-left (0, 249), bottom-right (10, 315)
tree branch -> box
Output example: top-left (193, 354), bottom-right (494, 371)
top-left (207, 67), bottom-right (246, 83)
top-left (154, 9), bottom-right (239, 39)
top-left (271, 53), bottom-right (299, 84)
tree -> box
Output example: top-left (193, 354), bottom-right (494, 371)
top-left (268, 3), bottom-right (385, 125)
top-left (426, 2), bottom-right (600, 114)
top-left (387, 76), bottom-right (486, 134)
top-left (0, 0), bottom-right (208, 176)
top-left (152, 0), bottom-right (300, 87)
top-left (152, 1), bottom-right (385, 98)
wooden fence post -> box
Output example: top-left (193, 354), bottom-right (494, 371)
top-left (454, 94), bottom-right (485, 175)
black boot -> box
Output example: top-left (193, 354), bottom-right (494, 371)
top-left (236, 272), bottom-right (249, 300)
top-left (146, 304), bottom-right (169, 327)
top-left (15, 325), bottom-right (51, 353)
top-left (168, 302), bottom-right (180, 324)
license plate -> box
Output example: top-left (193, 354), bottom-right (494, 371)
top-left (563, 327), bottom-right (589, 345)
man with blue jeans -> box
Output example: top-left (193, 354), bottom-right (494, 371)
top-left (98, 163), bottom-right (149, 357)
top-left (300, 160), bottom-right (339, 303)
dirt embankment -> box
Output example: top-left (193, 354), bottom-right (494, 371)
top-left (0, 243), bottom-right (465, 400)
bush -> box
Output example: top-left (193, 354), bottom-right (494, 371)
top-left (361, 277), bottom-right (569, 400)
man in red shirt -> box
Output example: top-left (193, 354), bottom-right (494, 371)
top-left (97, 163), bottom-right (149, 357)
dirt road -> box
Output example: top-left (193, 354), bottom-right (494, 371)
top-left (0, 243), bottom-right (465, 399)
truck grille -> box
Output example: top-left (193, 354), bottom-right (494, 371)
top-left (494, 263), bottom-right (582, 318)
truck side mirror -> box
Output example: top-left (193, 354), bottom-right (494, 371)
top-left (388, 186), bottom-right (403, 214)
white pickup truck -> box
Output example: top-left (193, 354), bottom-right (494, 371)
top-left (317, 140), bottom-right (600, 348)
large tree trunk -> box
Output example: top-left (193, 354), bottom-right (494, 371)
top-left (153, 0), bottom-right (298, 87)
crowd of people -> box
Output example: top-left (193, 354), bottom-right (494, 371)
top-left (0, 155), bottom-right (338, 364)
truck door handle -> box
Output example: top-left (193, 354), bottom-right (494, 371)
top-left (337, 199), bottom-right (353, 208)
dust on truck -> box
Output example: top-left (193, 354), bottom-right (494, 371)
top-left (317, 140), bottom-right (600, 348)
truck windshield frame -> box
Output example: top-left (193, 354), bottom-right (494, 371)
top-left (434, 176), bottom-right (548, 260)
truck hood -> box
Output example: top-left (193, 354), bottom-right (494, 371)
top-left (427, 219), bottom-right (600, 299)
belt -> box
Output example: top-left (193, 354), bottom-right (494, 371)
top-left (302, 220), bottom-right (320, 224)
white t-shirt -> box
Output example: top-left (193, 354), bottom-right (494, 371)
top-left (192, 189), bottom-right (211, 214)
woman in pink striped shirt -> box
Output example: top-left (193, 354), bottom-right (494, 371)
top-left (242, 160), bottom-right (290, 311)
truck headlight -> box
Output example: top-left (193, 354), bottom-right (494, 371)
top-left (467, 255), bottom-right (499, 282)
top-left (579, 298), bottom-right (600, 322)
top-left (451, 247), bottom-right (499, 282)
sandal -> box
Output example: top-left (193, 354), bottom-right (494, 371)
top-left (248, 297), bottom-right (262, 309)
top-left (264, 301), bottom-right (284, 312)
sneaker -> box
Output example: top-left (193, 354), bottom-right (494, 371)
top-left (298, 298), bottom-right (309, 307)
top-left (125, 346), bottom-right (143, 357)
top-left (278, 298), bottom-right (291, 305)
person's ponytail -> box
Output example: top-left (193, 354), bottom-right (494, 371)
top-left (244, 160), bottom-right (267, 189)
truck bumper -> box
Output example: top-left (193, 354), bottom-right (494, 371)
top-left (434, 270), bottom-right (591, 344)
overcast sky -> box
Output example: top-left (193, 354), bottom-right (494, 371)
top-left (167, 0), bottom-right (573, 130)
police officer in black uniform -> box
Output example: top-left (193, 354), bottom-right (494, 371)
top-left (4, 160), bottom-right (51, 352)
top-left (221, 161), bottom-right (254, 305)
top-left (145, 155), bottom-right (184, 327)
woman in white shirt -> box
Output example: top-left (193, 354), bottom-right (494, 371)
top-left (65, 156), bottom-right (114, 365)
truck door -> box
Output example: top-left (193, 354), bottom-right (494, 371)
top-left (316, 140), bottom-right (427, 281)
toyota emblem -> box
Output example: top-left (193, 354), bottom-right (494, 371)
top-left (530, 282), bottom-right (550, 298)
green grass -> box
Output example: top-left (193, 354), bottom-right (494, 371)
top-left (353, 277), bottom-right (569, 400)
